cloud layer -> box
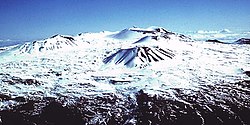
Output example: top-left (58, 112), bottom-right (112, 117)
top-left (187, 29), bottom-right (250, 42)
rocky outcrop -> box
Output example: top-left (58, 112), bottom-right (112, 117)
top-left (1, 81), bottom-right (250, 125)
top-left (206, 39), bottom-right (225, 44)
top-left (1, 73), bottom-right (41, 86)
top-left (206, 38), bottom-right (250, 45)
top-left (233, 38), bottom-right (250, 44)
top-left (244, 71), bottom-right (250, 77)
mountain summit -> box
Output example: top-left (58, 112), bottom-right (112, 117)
top-left (18, 35), bottom-right (78, 54)
top-left (104, 27), bottom-right (192, 68)
top-left (2, 26), bottom-right (192, 68)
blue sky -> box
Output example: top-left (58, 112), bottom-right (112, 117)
top-left (0, 0), bottom-right (250, 41)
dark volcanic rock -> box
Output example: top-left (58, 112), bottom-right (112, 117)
top-left (0, 94), bottom-right (136, 125)
top-left (41, 101), bottom-right (84, 125)
top-left (244, 71), bottom-right (250, 77)
top-left (50, 34), bottom-right (60, 38)
top-left (4, 77), bottom-right (40, 86)
top-left (62, 36), bottom-right (75, 41)
top-left (206, 38), bottom-right (250, 45)
top-left (0, 48), bottom-right (6, 51)
top-left (136, 90), bottom-right (204, 125)
top-left (48, 69), bottom-right (62, 76)
top-left (0, 80), bottom-right (250, 125)
top-left (22, 79), bottom-right (41, 85)
top-left (0, 94), bottom-right (11, 101)
top-left (13, 97), bottom-right (27, 102)
top-left (234, 38), bottom-right (250, 44)
top-left (206, 39), bottom-right (225, 44)
top-left (135, 88), bottom-right (250, 125)
top-left (0, 110), bottom-right (27, 125)
top-left (1, 73), bottom-right (41, 86)
top-left (0, 99), bottom-right (84, 125)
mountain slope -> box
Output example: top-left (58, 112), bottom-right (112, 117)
top-left (18, 35), bottom-right (79, 54)
top-left (103, 27), bottom-right (190, 68)
top-left (103, 46), bottom-right (175, 68)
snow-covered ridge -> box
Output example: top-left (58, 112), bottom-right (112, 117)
top-left (110, 27), bottom-right (192, 42)
top-left (18, 35), bottom-right (80, 54)
top-left (100, 27), bottom-right (192, 68)
top-left (12, 26), bottom-right (192, 57)
top-left (0, 26), bottom-right (195, 69)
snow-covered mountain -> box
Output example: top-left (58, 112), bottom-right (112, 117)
top-left (103, 27), bottom-right (192, 68)
top-left (0, 26), bottom-right (196, 99)
top-left (110, 26), bottom-right (192, 42)
top-left (15, 27), bottom-right (192, 54)
top-left (0, 26), bottom-right (249, 98)
top-left (3, 27), bottom-right (193, 68)
top-left (18, 35), bottom-right (79, 54)
top-left (0, 26), bottom-right (250, 124)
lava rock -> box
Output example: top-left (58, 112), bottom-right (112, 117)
top-left (2, 74), bottom-right (41, 86)
top-left (22, 79), bottom-right (41, 85)
top-left (135, 89), bottom-right (250, 125)
top-left (135, 90), bottom-right (203, 125)
top-left (244, 71), bottom-right (250, 77)
top-left (0, 111), bottom-right (27, 125)
top-left (41, 101), bottom-right (84, 125)
top-left (0, 94), bottom-right (11, 101)
top-left (0, 86), bottom-right (250, 125)
top-left (234, 38), bottom-right (250, 44)
top-left (48, 69), bottom-right (62, 76)
top-left (13, 97), bottom-right (26, 102)
top-left (62, 36), bottom-right (75, 41)
top-left (206, 39), bottom-right (225, 44)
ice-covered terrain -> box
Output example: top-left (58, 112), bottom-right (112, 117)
top-left (0, 27), bottom-right (250, 124)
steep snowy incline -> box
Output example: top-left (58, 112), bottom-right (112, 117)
top-left (18, 35), bottom-right (79, 54)
top-left (103, 27), bottom-right (193, 68)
